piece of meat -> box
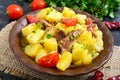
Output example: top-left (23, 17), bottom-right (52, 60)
top-left (69, 30), bottom-right (81, 38)
top-left (55, 30), bottom-right (66, 42)
top-left (38, 19), bottom-right (57, 28)
top-left (38, 19), bottom-right (53, 28)
top-left (59, 30), bottom-right (81, 52)
top-left (87, 24), bottom-right (97, 38)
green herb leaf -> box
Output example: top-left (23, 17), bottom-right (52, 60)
top-left (32, 30), bottom-right (36, 33)
top-left (46, 34), bottom-right (54, 39)
top-left (45, 0), bottom-right (120, 19)
top-left (69, 35), bottom-right (74, 41)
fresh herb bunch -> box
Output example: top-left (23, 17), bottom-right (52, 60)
top-left (45, 0), bottom-right (120, 20)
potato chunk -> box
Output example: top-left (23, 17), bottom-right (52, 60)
top-left (26, 29), bottom-right (45, 44)
top-left (65, 26), bottom-right (74, 34)
top-left (82, 54), bottom-right (92, 65)
top-left (43, 38), bottom-right (58, 52)
top-left (37, 7), bottom-right (54, 19)
top-left (74, 14), bottom-right (87, 24)
top-left (22, 23), bottom-right (36, 37)
top-left (78, 31), bottom-right (96, 48)
top-left (62, 7), bottom-right (76, 18)
top-left (94, 39), bottom-right (104, 52)
top-left (56, 51), bottom-right (72, 71)
top-left (35, 49), bottom-right (48, 63)
top-left (72, 43), bottom-right (93, 66)
top-left (46, 10), bottom-right (62, 22)
top-left (94, 30), bottom-right (103, 39)
top-left (72, 43), bottom-right (88, 62)
top-left (24, 44), bottom-right (43, 58)
top-left (55, 22), bottom-right (67, 31)
top-left (74, 59), bottom-right (82, 66)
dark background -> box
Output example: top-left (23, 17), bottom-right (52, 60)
top-left (0, 0), bottom-right (120, 80)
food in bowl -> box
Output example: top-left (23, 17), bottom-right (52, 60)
top-left (21, 7), bottom-right (104, 71)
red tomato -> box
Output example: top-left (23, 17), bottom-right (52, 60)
top-left (62, 18), bottom-right (78, 27)
top-left (31, 0), bottom-right (47, 11)
top-left (26, 15), bottom-right (39, 23)
top-left (6, 4), bottom-right (23, 19)
top-left (85, 18), bottom-right (93, 25)
top-left (38, 52), bottom-right (59, 67)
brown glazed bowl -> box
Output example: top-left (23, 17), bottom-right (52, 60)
top-left (9, 7), bottom-right (114, 76)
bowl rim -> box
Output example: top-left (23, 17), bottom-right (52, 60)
top-left (9, 7), bottom-right (114, 76)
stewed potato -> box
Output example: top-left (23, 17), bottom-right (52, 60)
top-left (43, 38), bottom-right (58, 52)
top-left (24, 44), bottom-right (43, 58)
top-left (35, 49), bottom-right (48, 63)
top-left (26, 29), bottom-right (45, 44)
top-left (21, 7), bottom-right (104, 71)
top-left (62, 7), bottom-right (76, 18)
top-left (57, 51), bottom-right (72, 71)
top-left (22, 23), bottom-right (37, 37)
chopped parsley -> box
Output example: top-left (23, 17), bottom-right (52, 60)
top-left (57, 28), bottom-right (60, 31)
top-left (76, 34), bottom-right (80, 38)
top-left (36, 23), bottom-right (45, 30)
top-left (69, 35), bottom-right (75, 41)
top-left (46, 34), bottom-right (54, 39)
top-left (32, 30), bottom-right (36, 33)
top-left (37, 23), bottom-right (43, 27)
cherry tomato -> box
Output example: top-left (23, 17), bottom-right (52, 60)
top-left (38, 52), bottom-right (59, 67)
top-left (6, 4), bottom-right (23, 19)
top-left (85, 18), bottom-right (93, 25)
top-left (31, 0), bottom-right (47, 11)
top-left (62, 18), bottom-right (78, 27)
top-left (26, 15), bottom-right (39, 23)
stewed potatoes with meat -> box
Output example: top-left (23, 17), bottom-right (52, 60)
top-left (21, 7), bottom-right (104, 71)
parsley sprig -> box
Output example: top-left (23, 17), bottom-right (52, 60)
top-left (45, 0), bottom-right (120, 20)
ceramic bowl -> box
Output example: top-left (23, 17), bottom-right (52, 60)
top-left (9, 7), bottom-right (114, 76)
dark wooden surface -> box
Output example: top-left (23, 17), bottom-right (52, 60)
top-left (0, 0), bottom-right (120, 80)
